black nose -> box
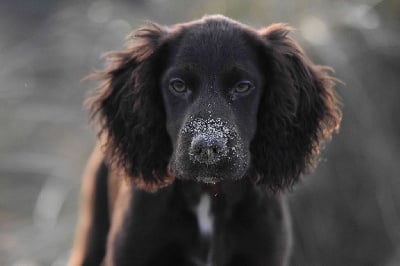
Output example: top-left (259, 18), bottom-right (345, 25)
top-left (190, 134), bottom-right (227, 164)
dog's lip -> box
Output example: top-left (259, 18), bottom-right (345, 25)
top-left (173, 172), bottom-right (220, 183)
top-left (195, 176), bottom-right (221, 184)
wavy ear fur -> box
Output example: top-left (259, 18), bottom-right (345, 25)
top-left (250, 24), bottom-right (342, 190)
top-left (86, 23), bottom-right (175, 191)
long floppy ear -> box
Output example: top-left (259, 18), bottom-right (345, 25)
top-left (86, 23), bottom-right (175, 191)
top-left (250, 23), bottom-right (342, 190)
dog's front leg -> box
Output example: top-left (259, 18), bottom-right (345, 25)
top-left (210, 182), bottom-right (292, 266)
top-left (105, 181), bottom-right (202, 266)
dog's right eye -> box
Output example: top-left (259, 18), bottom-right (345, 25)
top-left (169, 78), bottom-right (187, 93)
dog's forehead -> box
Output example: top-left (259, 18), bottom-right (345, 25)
top-left (173, 20), bottom-right (254, 70)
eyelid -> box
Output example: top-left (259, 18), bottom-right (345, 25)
top-left (235, 80), bottom-right (254, 86)
top-left (170, 77), bottom-right (185, 83)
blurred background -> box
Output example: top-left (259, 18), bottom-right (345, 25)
top-left (0, 0), bottom-right (399, 265)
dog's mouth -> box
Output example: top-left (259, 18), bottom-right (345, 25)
top-left (195, 176), bottom-right (220, 184)
top-left (172, 152), bottom-right (249, 183)
top-left (172, 162), bottom-right (232, 183)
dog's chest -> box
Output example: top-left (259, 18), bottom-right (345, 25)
top-left (194, 194), bottom-right (213, 236)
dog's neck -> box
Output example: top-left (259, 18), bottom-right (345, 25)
top-left (201, 183), bottom-right (220, 197)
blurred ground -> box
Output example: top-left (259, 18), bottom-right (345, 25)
top-left (0, 0), bottom-right (399, 265)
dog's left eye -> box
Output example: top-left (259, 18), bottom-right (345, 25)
top-left (233, 81), bottom-right (254, 93)
top-left (169, 78), bottom-right (187, 93)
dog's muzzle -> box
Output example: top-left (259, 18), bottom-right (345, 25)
top-left (172, 117), bottom-right (248, 183)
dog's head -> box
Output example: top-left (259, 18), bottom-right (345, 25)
top-left (88, 15), bottom-right (341, 191)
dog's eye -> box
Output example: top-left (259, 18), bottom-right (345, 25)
top-left (233, 81), bottom-right (254, 93)
top-left (169, 78), bottom-right (187, 93)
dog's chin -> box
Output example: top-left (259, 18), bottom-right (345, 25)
top-left (172, 164), bottom-right (247, 184)
top-left (195, 176), bottom-right (220, 184)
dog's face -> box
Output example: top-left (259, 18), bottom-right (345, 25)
top-left (161, 24), bottom-right (263, 183)
top-left (89, 15), bottom-right (341, 191)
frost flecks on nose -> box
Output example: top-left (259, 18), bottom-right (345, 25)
top-left (182, 118), bottom-right (232, 137)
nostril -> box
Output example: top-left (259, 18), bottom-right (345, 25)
top-left (193, 145), bottom-right (204, 156)
top-left (190, 134), bottom-right (227, 164)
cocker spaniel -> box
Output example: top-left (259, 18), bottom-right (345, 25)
top-left (69, 15), bottom-right (342, 266)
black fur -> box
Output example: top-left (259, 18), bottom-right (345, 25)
top-left (83, 162), bottom-right (109, 265)
top-left (81, 15), bottom-right (341, 265)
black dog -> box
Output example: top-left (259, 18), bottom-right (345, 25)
top-left (69, 15), bottom-right (341, 266)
